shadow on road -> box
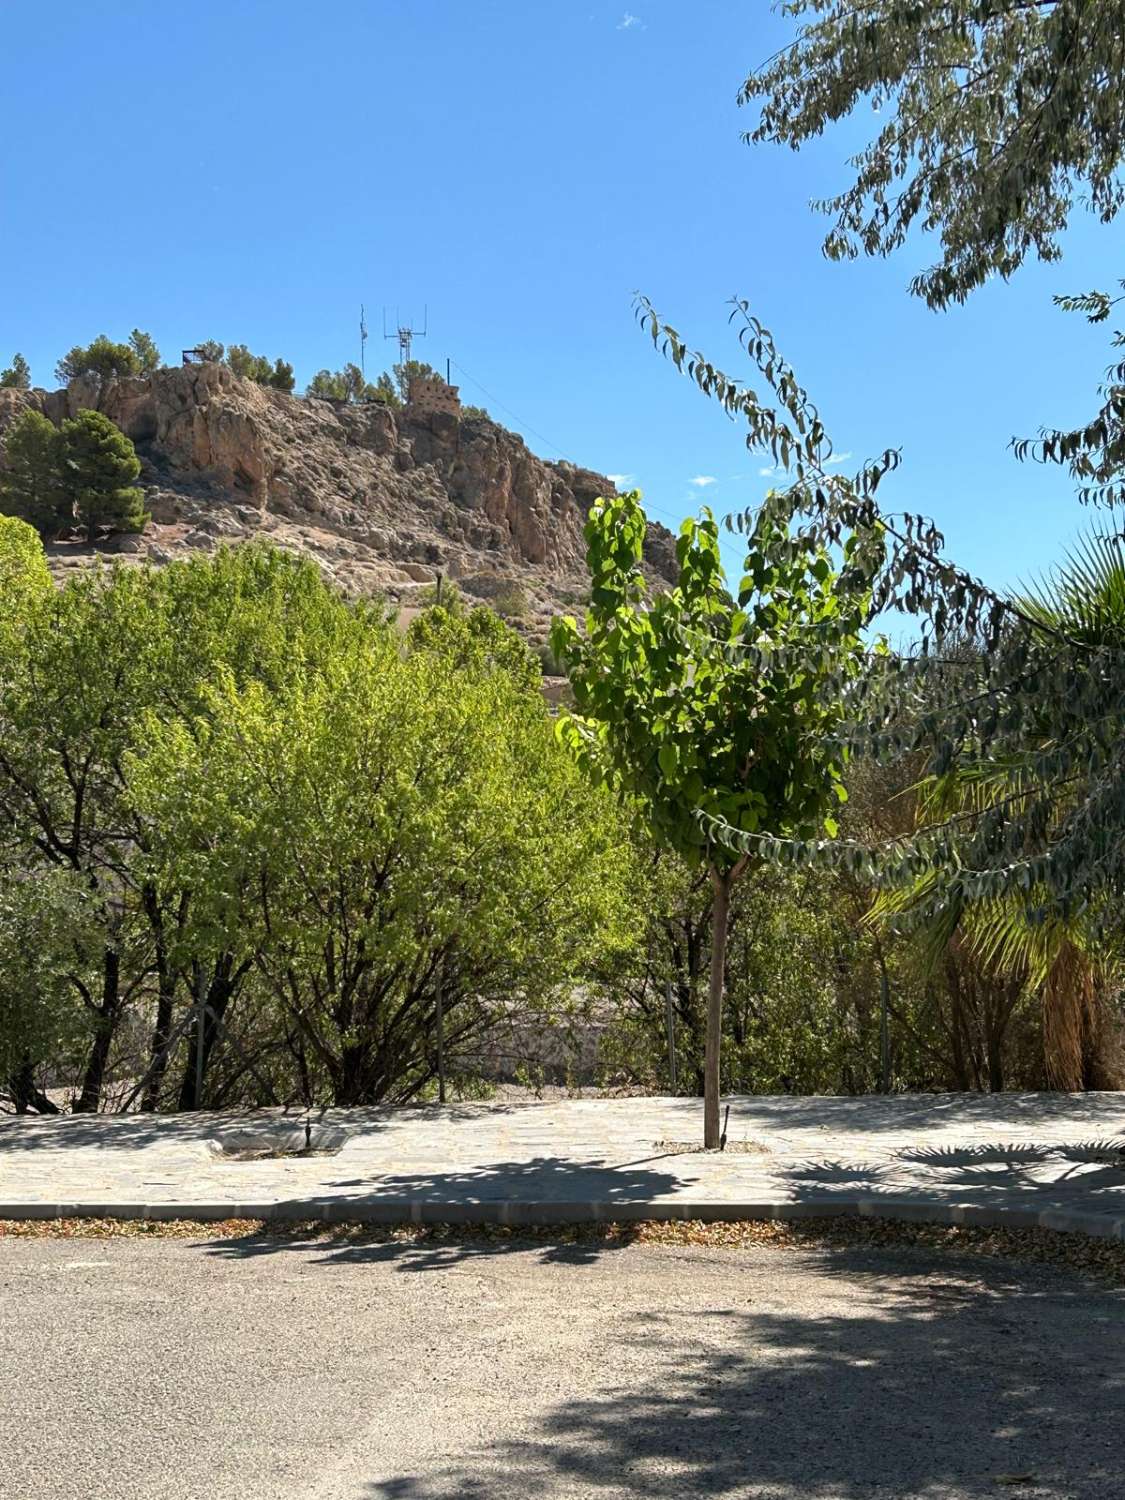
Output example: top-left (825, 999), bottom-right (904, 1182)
top-left (359, 1248), bottom-right (1124, 1498)
top-left (200, 1154), bottom-right (688, 1270)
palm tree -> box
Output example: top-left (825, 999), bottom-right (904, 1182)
top-left (874, 535), bottom-right (1125, 1090)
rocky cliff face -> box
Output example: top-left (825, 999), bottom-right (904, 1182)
top-left (0, 365), bottom-right (676, 642)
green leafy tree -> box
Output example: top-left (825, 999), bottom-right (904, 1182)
top-left (0, 545), bottom-right (367, 1112)
top-left (742, 1), bottom-right (1124, 311)
top-left (373, 371), bottom-right (401, 407)
top-left (0, 409), bottom-right (70, 537)
top-left (194, 339), bottom-right (225, 363)
top-left (128, 604), bottom-right (633, 1107)
top-left (408, 602), bottom-right (541, 692)
top-left (306, 367), bottom-right (346, 399)
top-left (307, 364), bottom-right (394, 404)
top-left (0, 353), bottom-right (31, 389)
top-left (225, 344), bottom-right (270, 383)
top-left (55, 335), bottom-right (141, 386)
top-left (269, 357), bottom-right (295, 392)
top-left (307, 368), bottom-right (348, 400)
top-left (743, 2), bottom-right (1125, 509)
top-left (127, 329), bottom-right (161, 374)
top-left (0, 868), bottom-right (100, 1113)
top-left (60, 409), bottom-right (146, 542)
top-left (551, 491), bottom-right (877, 1145)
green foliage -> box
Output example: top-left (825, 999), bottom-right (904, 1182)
top-left (308, 364), bottom-right (398, 405)
top-left (742, 1), bottom-right (1125, 311)
top-left (490, 580), bottom-right (530, 619)
top-left (55, 334), bottom-right (141, 386)
top-left (307, 368), bottom-right (348, 400)
top-left (0, 353), bottom-right (31, 389)
top-left (268, 358), bottom-right (295, 392)
top-left (551, 490), bottom-right (875, 869)
top-left (552, 487), bottom-right (876, 1142)
top-left (194, 340), bottom-right (225, 363)
top-left (461, 404), bottom-right (489, 421)
top-left (0, 518), bottom-right (52, 653)
top-left (372, 371), bottom-right (401, 407)
top-left (127, 329), bottom-right (162, 374)
top-left (407, 602), bottom-right (541, 693)
top-left (0, 543), bottom-right (632, 1111)
top-left (0, 409), bottom-right (70, 537)
top-left (0, 869), bottom-right (100, 1105)
top-left (225, 345), bottom-right (294, 391)
top-left (743, 4), bottom-right (1125, 509)
top-left (126, 581), bottom-right (630, 1107)
top-left (60, 409), bottom-right (146, 542)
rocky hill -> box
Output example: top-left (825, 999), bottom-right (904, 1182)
top-left (0, 365), bottom-right (676, 652)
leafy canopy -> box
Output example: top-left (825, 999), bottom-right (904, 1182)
top-left (61, 409), bottom-right (147, 541)
top-left (0, 409), bottom-right (71, 537)
top-left (0, 353), bottom-right (30, 389)
top-left (225, 344), bottom-right (295, 392)
top-left (551, 490), bottom-right (878, 870)
top-left (742, 1), bottom-right (1125, 310)
top-left (744, 2), bottom-right (1125, 508)
top-left (55, 330), bottom-right (162, 385)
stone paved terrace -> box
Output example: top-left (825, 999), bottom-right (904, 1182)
top-left (1, 1093), bottom-right (1124, 1237)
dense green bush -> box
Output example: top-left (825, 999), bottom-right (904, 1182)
top-left (0, 541), bottom-right (635, 1112)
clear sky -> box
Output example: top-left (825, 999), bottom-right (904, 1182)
top-left (3, 1), bottom-right (1117, 593)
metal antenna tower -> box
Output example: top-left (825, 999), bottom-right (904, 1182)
top-left (359, 304), bottom-right (368, 380)
top-left (383, 305), bottom-right (427, 374)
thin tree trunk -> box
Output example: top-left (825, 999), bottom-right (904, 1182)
top-left (704, 867), bottom-right (732, 1149)
top-left (177, 955), bottom-right (243, 1110)
top-left (141, 886), bottom-right (179, 1112)
top-left (9, 1058), bottom-right (60, 1115)
top-left (73, 947), bottom-right (120, 1114)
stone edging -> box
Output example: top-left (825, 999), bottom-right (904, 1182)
top-left (0, 1197), bottom-right (1121, 1240)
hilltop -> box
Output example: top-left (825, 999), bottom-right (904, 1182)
top-left (0, 363), bottom-right (676, 653)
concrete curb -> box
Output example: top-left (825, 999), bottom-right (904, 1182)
top-left (1, 1196), bottom-right (1122, 1240)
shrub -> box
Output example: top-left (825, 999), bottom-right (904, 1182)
top-left (491, 581), bottom-right (530, 619)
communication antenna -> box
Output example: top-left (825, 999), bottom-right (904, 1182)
top-left (383, 305), bottom-right (427, 373)
top-left (359, 304), bottom-right (368, 380)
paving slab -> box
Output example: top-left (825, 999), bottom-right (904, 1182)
top-left (1, 1092), bottom-right (1123, 1236)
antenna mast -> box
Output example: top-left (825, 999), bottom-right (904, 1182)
top-left (359, 304), bottom-right (368, 380)
top-left (383, 305), bottom-right (427, 381)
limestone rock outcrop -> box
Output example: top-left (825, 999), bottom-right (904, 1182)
top-left (0, 366), bottom-right (675, 644)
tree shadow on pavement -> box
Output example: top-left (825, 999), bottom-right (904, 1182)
top-left (360, 1247), bottom-right (1124, 1498)
top-left (200, 1154), bottom-right (689, 1270)
top-left (776, 1140), bottom-right (1125, 1210)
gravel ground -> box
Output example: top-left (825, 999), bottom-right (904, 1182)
top-left (2, 1224), bottom-right (1123, 1499)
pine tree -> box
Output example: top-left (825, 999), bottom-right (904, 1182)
top-left (0, 409), bottom-right (69, 537)
top-left (60, 409), bottom-right (147, 542)
top-left (55, 335), bottom-right (139, 386)
top-left (127, 329), bottom-right (161, 375)
top-left (0, 354), bottom-right (31, 389)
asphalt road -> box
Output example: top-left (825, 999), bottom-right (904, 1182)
top-left (2, 1230), bottom-right (1122, 1499)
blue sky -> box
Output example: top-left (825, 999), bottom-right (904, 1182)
top-left (3, 1), bottom-right (1117, 594)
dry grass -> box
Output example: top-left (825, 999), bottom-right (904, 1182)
top-left (2, 1214), bottom-right (1123, 1286)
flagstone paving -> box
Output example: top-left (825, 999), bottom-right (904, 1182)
top-left (2, 1092), bottom-right (1123, 1236)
